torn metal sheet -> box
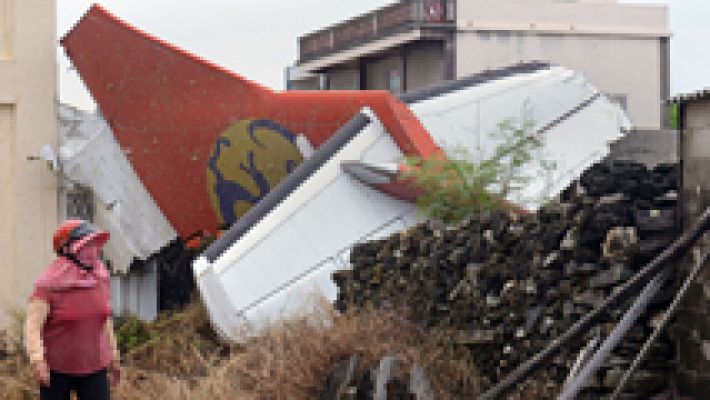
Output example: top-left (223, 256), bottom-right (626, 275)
top-left (59, 104), bottom-right (176, 273)
top-left (194, 109), bottom-right (418, 337)
top-left (407, 66), bottom-right (631, 210)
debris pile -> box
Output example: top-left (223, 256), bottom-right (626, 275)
top-left (321, 356), bottom-right (435, 400)
top-left (131, 238), bottom-right (201, 312)
top-left (333, 161), bottom-right (680, 398)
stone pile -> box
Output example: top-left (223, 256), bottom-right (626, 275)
top-left (332, 161), bottom-right (680, 398)
top-left (321, 356), bottom-right (434, 400)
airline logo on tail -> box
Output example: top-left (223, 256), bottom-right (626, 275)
top-left (207, 119), bottom-right (302, 226)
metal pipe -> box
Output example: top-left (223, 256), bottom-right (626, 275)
top-left (477, 207), bottom-right (710, 400)
top-left (562, 328), bottom-right (600, 389)
top-left (609, 249), bottom-right (710, 400)
top-left (557, 267), bottom-right (670, 400)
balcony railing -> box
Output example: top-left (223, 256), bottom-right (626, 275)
top-left (299, 0), bottom-right (455, 63)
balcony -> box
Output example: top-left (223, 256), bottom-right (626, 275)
top-left (298, 0), bottom-right (455, 64)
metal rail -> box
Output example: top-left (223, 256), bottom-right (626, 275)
top-left (477, 207), bottom-right (710, 400)
top-left (609, 249), bottom-right (710, 400)
top-left (562, 329), bottom-right (600, 388)
top-left (557, 267), bottom-right (671, 400)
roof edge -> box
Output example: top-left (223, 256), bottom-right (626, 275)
top-left (669, 88), bottom-right (710, 104)
top-left (400, 61), bottom-right (552, 104)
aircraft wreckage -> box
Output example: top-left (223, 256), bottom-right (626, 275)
top-left (61, 5), bottom-right (629, 338)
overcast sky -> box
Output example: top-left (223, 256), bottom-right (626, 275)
top-left (57, 1), bottom-right (708, 111)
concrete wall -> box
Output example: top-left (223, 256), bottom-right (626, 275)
top-left (322, 42), bottom-right (444, 93)
top-left (327, 69), bottom-right (359, 90)
top-left (456, 0), bottom-right (668, 130)
top-left (365, 54), bottom-right (401, 91)
top-left (677, 98), bottom-right (710, 398)
top-left (288, 76), bottom-right (320, 90)
top-left (457, 0), bottom-right (668, 31)
top-left (0, 0), bottom-right (58, 326)
top-left (607, 129), bottom-right (678, 167)
top-left (405, 42), bottom-right (444, 91)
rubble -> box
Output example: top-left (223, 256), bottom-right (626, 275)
top-left (132, 238), bottom-right (201, 312)
top-left (333, 161), bottom-right (680, 398)
top-left (320, 355), bottom-right (434, 400)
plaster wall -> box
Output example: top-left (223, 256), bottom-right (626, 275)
top-left (0, 0), bottom-right (58, 326)
top-left (457, 32), bottom-right (662, 129)
top-left (456, 0), bottom-right (668, 129)
top-left (457, 0), bottom-right (667, 32)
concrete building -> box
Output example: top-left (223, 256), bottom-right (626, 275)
top-left (673, 89), bottom-right (710, 398)
top-left (291, 0), bottom-right (669, 129)
top-left (0, 0), bottom-right (58, 326)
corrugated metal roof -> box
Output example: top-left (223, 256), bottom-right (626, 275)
top-left (400, 61), bottom-right (551, 104)
top-left (669, 88), bottom-right (710, 104)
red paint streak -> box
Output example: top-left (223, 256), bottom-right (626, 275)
top-left (61, 5), bottom-right (439, 237)
top-left (374, 179), bottom-right (422, 203)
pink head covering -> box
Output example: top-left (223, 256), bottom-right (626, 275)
top-left (69, 229), bottom-right (110, 254)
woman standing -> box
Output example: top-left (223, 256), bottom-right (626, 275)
top-left (24, 220), bottom-right (121, 400)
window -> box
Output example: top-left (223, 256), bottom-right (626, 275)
top-left (66, 187), bottom-right (94, 221)
top-left (388, 69), bottom-right (402, 93)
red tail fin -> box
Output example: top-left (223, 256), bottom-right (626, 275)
top-left (62, 5), bottom-right (276, 236)
top-left (61, 5), bottom-right (439, 237)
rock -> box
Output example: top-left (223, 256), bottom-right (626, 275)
top-left (373, 356), bottom-right (401, 400)
top-left (321, 356), bottom-right (359, 400)
top-left (408, 365), bottom-right (434, 400)
top-left (332, 160), bottom-right (681, 396)
top-left (635, 209), bottom-right (676, 232)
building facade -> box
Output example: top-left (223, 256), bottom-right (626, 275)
top-left (674, 89), bottom-right (710, 398)
top-left (0, 0), bottom-right (58, 326)
top-left (291, 0), bottom-right (669, 129)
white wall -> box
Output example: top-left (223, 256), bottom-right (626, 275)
top-left (457, 32), bottom-right (662, 129)
top-left (456, 0), bottom-right (668, 129)
top-left (0, 0), bottom-right (58, 326)
top-left (457, 0), bottom-right (668, 32)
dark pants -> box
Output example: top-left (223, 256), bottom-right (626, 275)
top-left (40, 369), bottom-right (109, 400)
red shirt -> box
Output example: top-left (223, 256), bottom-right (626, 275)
top-left (30, 257), bottom-right (112, 375)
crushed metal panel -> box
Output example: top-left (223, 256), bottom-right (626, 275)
top-left (194, 110), bottom-right (418, 338)
top-left (59, 104), bottom-right (176, 273)
top-left (408, 66), bottom-right (630, 209)
top-left (195, 66), bottom-right (629, 338)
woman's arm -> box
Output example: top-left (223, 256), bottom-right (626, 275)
top-left (105, 318), bottom-right (120, 363)
top-left (24, 299), bottom-right (49, 363)
top-left (25, 299), bottom-right (51, 386)
top-left (105, 318), bottom-right (121, 386)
